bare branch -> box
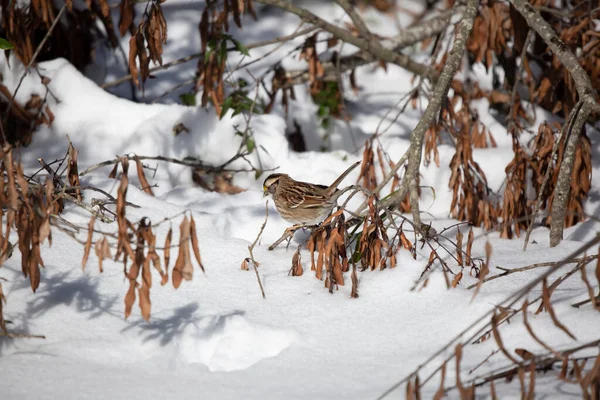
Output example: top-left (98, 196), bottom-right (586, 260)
top-left (380, 0), bottom-right (478, 231)
top-left (254, 0), bottom-right (437, 81)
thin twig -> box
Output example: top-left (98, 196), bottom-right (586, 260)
top-left (465, 254), bottom-right (599, 290)
top-left (79, 154), bottom-right (273, 177)
top-left (0, 331), bottom-right (46, 339)
top-left (248, 202), bottom-right (268, 299)
top-left (102, 26), bottom-right (318, 89)
top-left (377, 230), bottom-right (600, 399)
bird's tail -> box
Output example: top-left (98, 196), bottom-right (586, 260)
top-left (326, 160), bottom-right (361, 195)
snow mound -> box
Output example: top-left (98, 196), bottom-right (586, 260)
top-left (177, 313), bottom-right (296, 372)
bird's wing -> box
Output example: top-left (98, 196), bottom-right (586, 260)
top-left (286, 184), bottom-right (329, 209)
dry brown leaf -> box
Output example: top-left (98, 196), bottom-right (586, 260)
top-left (118, 0), bottom-right (134, 36)
top-left (452, 270), bottom-right (463, 288)
top-left (138, 285), bottom-right (151, 321)
top-left (241, 258), bottom-right (250, 270)
top-left (491, 312), bottom-right (521, 364)
top-left (456, 229), bottom-right (463, 266)
top-left (472, 241), bottom-right (492, 301)
top-left (67, 141), bottom-right (82, 201)
top-left (189, 215), bottom-right (205, 273)
top-left (515, 348), bottom-right (535, 361)
top-left (432, 361), bottom-right (446, 400)
top-left (541, 279), bottom-right (577, 340)
top-left (124, 280), bottom-right (136, 319)
top-left (134, 156), bottom-right (154, 196)
top-left (172, 217), bottom-right (192, 288)
top-left (82, 216), bottom-right (96, 270)
top-left (290, 246), bottom-right (303, 277)
top-left (164, 226), bottom-right (172, 275)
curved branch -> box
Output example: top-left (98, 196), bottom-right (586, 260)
top-left (509, 0), bottom-right (600, 247)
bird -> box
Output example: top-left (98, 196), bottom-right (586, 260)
top-left (263, 161), bottom-right (361, 226)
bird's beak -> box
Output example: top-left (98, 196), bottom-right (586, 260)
top-left (263, 187), bottom-right (268, 197)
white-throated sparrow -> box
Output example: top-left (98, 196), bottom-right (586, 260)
top-left (263, 161), bottom-right (361, 226)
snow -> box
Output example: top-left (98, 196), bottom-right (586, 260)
top-left (1, 2), bottom-right (599, 399)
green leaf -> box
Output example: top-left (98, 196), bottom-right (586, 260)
top-left (254, 169), bottom-right (263, 180)
top-left (220, 97), bottom-right (234, 119)
top-left (218, 40), bottom-right (228, 65)
top-left (0, 38), bottom-right (13, 50)
top-left (179, 93), bottom-right (196, 106)
top-left (246, 138), bottom-right (256, 153)
top-left (230, 38), bottom-right (250, 57)
top-left (204, 48), bottom-right (212, 64)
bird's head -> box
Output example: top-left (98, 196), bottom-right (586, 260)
top-left (262, 174), bottom-right (284, 197)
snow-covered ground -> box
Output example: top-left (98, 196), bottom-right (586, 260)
top-left (1, 1), bottom-right (599, 399)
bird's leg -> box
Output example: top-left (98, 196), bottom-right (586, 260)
top-left (269, 224), bottom-right (305, 251)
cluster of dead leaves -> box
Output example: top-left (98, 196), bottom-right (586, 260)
top-left (264, 65), bottom-right (297, 117)
top-left (195, 0), bottom-right (256, 115)
top-left (356, 197), bottom-right (388, 272)
top-left (448, 124), bottom-right (499, 231)
top-left (466, 1), bottom-right (512, 71)
top-left (306, 209), bottom-right (351, 293)
top-left (82, 157), bottom-right (205, 321)
top-left (129, 1), bottom-right (167, 89)
top-left (0, 85), bottom-right (55, 147)
top-left (500, 140), bottom-right (529, 239)
top-left (357, 137), bottom-right (408, 211)
top-left (0, 0), bottom-right (99, 71)
top-left (500, 121), bottom-right (591, 238)
top-left (0, 145), bottom-right (65, 334)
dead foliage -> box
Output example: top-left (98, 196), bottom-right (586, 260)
top-left (357, 137), bottom-right (407, 211)
top-left (500, 120), bottom-right (591, 238)
top-left (0, 145), bottom-right (60, 332)
top-left (457, 0), bottom-right (599, 235)
top-left (0, 84), bottom-right (55, 147)
top-left (306, 208), bottom-right (349, 292)
top-left (128, 0), bottom-right (168, 89)
top-left (0, 0), bottom-right (95, 71)
top-left (289, 245), bottom-right (303, 277)
top-left (544, 128), bottom-right (591, 229)
top-left (96, 157), bottom-right (206, 320)
top-left (264, 65), bottom-right (297, 117)
top-left (448, 123), bottom-right (499, 230)
top-left (500, 139), bottom-right (529, 238)
top-left (192, 168), bottom-right (246, 194)
top-left (194, 0), bottom-right (256, 115)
